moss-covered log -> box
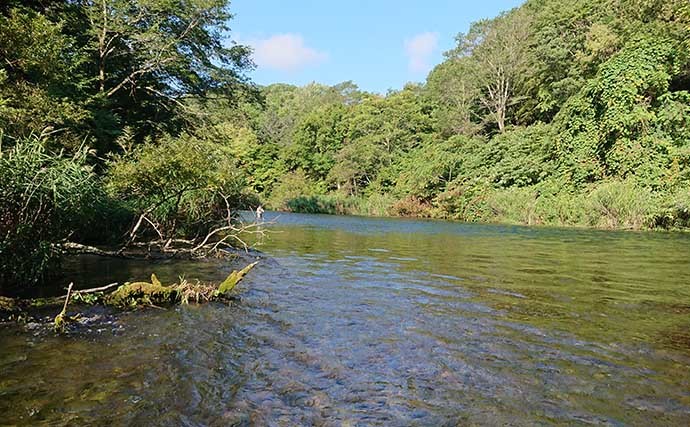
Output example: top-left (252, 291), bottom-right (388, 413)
top-left (0, 296), bottom-right (20, 313)
top-left (0, 262), bottom-right (259, 327)
top-left (105, 276), bottom-right (179, 308)
top-left (218, 261), bottom-right (259, 294)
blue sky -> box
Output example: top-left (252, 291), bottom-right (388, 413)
top-left (228, 1), bottom-right (524, 94)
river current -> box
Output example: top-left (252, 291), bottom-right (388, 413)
top-left (1, 212), bottom-right (689, 425)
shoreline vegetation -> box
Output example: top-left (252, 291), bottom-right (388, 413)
top-left (269, 185), bottom-right (690, 232)
top-left (1, 0), bottom-right (689, 296)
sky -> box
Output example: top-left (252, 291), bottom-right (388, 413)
top-left (228, 0), bottom-right (524, 94)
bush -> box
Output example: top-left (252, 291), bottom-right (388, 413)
top-left (585, 180), bottom-right (654, 229)
top-left (650, 189), bottom-right (690, 229)
top-left (527, 179), bottom-right (587, 226)
top-left (389, 196), bottom-right (433, 217)
top-left (486, 187), bottom-right (540, 225)
top-left (286, 195), bottom-right (353, 215)
top-left (106, 133), bottom-right (252, 240)
top-left (486, 124), bottom-right (555, 188)
top-left (434, 180), bottom-right (495, 222)
top-left (360, 193), bottom-right (397, 217)
top-left (281, 192), bottom-right (396, 217)
top-left (0, 137), bottom-right (103, 288)
top-left (266, 170), bottom-right (324, 211)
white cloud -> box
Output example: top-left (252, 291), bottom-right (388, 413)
top-left (250, 34), bottom-right (327, 72)
top-left (404, 32), bottom-right (439, 73)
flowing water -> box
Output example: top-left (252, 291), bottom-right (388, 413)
top-left (1, 212), bottom-right (690, 426)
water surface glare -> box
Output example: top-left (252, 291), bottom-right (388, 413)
top-left (2, 212), bottom-right (690, 425)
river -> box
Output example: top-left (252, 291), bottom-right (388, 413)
top-left (1, 212), bottom-right (690, 425)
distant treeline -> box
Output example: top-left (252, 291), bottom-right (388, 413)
top-left (232, 0), bottom-right (690, 230)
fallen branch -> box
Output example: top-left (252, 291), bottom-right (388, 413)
top-left (217, 261), bottom-right (258, 294)
top-left (70, 282), bottom-right (120, 297)
top-left (60, 242), bottom-right (131, 258)
top-left (54, 283), bottom-right (73, 332)
top-left (1, 262), bottom-right (260, 331)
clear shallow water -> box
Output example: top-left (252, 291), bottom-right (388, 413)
top-left (2, 212), bottom-right (690, 425)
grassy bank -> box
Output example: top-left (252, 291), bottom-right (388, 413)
top-left (272, 179), bottom-right (690, 231)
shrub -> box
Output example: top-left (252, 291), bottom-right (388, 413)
top-left (486, 124), bottom-right (556, 188)
top-left (0, 137), bottom-right (103, 288)
top-left (533, 179), bottom-right (588, 226)
top-left (360, 193), bottom-right (397, 217)
top-left (434, 180), bottom-right (495, 222)
top-left (266, 170), bottom-right (324, 211)
top-left (106, 133), bottom-right (251, 240)
top-left (486, 187), bottom-right (540, 225)
top-left (389, 196), bottom-right (433, 217)
top-left (585, 180), bottom-right (654, 229)
top-left (285, 194), bottom-right (354, 215)
top-left (650, 189), bottom-right (690, 229)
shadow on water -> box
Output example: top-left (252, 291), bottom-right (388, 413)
top-left (2, 211), bottom-right (690, 425)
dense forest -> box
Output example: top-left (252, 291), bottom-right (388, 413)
top-left (1, 0), bottom-right (689, 289)
top-left (242, 0), bottom-right (690, 229)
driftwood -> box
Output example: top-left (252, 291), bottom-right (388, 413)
top-left (218, 261), bottom-right (259, 294)
top-left (115, 193), bottom-right (273, 257)
top-left (60, 219), bottom-right (272, 260)
top-left (1, 262), bottom-right (259, 332)
top-left (60, 242), bottom-right (131, 258)
top-left (53, 283), bottom-right (73, 332)
top-left (71, 282), bottom-right (121, 296)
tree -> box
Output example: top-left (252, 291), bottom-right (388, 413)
top-left (450, 9), bottom-right (532, 132)
top-left (426, 58), bottom-right (481, 137)
top-left (284, 104), bottom-right (349, 182)
top-left (0, 0), bottom-right (253, 153)
top-left (555, 34), bottom-right (683, 184)
top-left (0, 6), bottom-right (88, 141)
top-left (78, 0), bottom-right (252, 100)
top-left (525, 0), bottom-right (610, 121)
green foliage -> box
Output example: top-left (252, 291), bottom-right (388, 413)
top-left (0, 7), bottom-right (88, 142)
top-left (286, 195), bottom-right (359, 216)
top-left (528, 179), bottom-right (587, 225)
top-left (485, 187), bottom-right (541, 226)
top-left (0, 137), bottom-right (103, 288)
top-left (585, 180), bottom-right (654, 229)
top-left (284, 104), bottom-right (348, 181)
top-left (266, 170), bottom-right (324, 211)
top-left (651, 188), bottom-right (690, 229)
top-left (554, 33), bottom-right (685, 183)
top-left (0, 0), bottom-right (254, 154)
top-left (280, 193), bottom-right (396, 217)
top-left (434, 180), bottom-right (496, 223)
top-left (425, 58), bottom-right (481, 137)
top-left (393, 137), bottom-right (464, 200)
top-left (481, 124), bottom-right (556, 188)
top-left (449, 8), bottom-right (532, 132)
top-left (106, 132), bottom-right (250, 238)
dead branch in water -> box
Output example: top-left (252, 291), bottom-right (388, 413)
top-left (60, 219), bottom-right (272, 260)
top-left (65, 282), bottom-right (120, 298)
top-left (53, 282), bottom-right (73, 332)
top-left (60, 242), bottom-right (132, 258)
top-left (1, 262), bottom-right (259, 332)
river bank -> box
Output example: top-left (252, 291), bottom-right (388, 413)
top-left (272, 185), bottom-right (690, 232)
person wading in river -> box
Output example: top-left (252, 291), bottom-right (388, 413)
top-left (255, 205), bottom-right (265, 222)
